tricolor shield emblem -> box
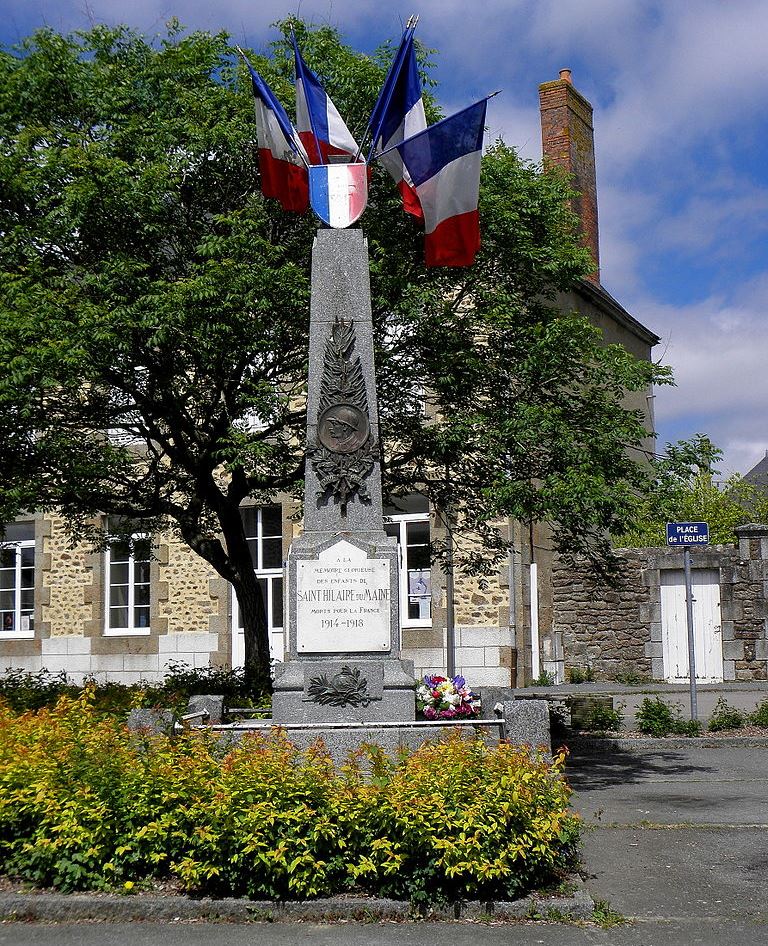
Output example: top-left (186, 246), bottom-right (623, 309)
top-left (308, 163), bottom-right (368, 228)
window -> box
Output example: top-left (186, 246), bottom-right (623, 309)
top-left (104, 521), bottom-right (151, 635)
top-left (0, 521), bottom-right (35, 638)
top-left (384, 496), bottom-right (432, 626)
top-left (232, 505), bottom-right (285, 664)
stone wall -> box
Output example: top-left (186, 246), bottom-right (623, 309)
top-left (552, 524), bottom-right (768, 682)
top-left (552, 551), bottom-right (653, 680)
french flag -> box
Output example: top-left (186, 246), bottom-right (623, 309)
top-left (244, 58), bottom-right (309, 213)
top-left (391, 98), bottom-right (487, 267)
top-left (292, 35), bottom-right (359, 165)
top-left (368, 25), bottom-right (427, 219)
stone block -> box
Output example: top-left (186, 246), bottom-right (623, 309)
top-left (173, 652), bottom-right (196, 668)
top-left (272, 657), bottom-right (415, 725)
top-left (754, 640), bottom-right (768, 661)
top-left (500, 700), bottom-right (550, 752)
top-left (403, 647), bottom-right (445, 669)
top-left (651, 657), bottom-right (665, 680)
top-left (483, 647), bottom-right (501, 668)
top-left (457, 626), bottom-right (514, 647)
top-left (91, 654), bottom-right (124, 673)
top-left (401, 627), bottom-right (444, 649)
top-left (42, 637), bottom-right (69, 655)
top-left (42, 654), bottom-right (91, 675)
top-left (186, 694), bottom-right (225, 725)
top-left (66, 636), bottom-right (91, 656)
top-left (722, 640), bottom-right (745, 660)
top-left (158, 634), bottom-right (179, 653)
top-left (465, 666), bottom-right (513, 687)
top-left (126, 708), bottom-right (175, 735)
top-left (456, 646), bottom-right (485, 668)
top-left (123, 653), bottom-right (159, 673)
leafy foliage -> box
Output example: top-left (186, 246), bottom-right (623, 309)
top-left (0, 22), bottom-right (669, 683)
top-left (0, 694), bottom-right (579, 902)
top-left (0, 663), bottom-right (268, 716)
top-left (575, 700), bottom-right (624, 733)
top-left (707, 698), bottom-right (745, 732)
top-left (635, 697), bottom-right (702, 737)
top-left (749, 700), bottom-right (768, 728)
top-left (616, 435), bottom-right (768, 547)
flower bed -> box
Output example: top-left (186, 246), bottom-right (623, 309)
top-left (0, 691), bottom-right (579, 905)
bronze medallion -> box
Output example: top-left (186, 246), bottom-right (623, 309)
top-left (318, 403), bottom-right (370, 454)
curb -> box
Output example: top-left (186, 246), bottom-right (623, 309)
top-left (0, 883), bottom-right (594, 924)
top-left (564, 735), bottom-right (768, 752)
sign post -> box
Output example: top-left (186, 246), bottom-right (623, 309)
top-left (666, 522), bottom-right (710, 721)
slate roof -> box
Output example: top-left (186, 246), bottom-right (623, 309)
top-left (744, 452), bottom-right (768, 489)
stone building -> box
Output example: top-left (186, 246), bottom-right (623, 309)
top-left (551, 524), bottom-right (768, 683)
top-left (0, 72), bottom-right (658, 688)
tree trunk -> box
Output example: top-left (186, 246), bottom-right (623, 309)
top-left (217, 506), bottom-right (273, 694)
top-left (231, 562), bottom-right (273, 694)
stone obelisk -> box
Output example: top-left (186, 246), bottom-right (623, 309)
top-left (272, 229), bottom-right (416, 723)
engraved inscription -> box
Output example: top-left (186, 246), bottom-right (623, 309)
top-left (296, 540), bottom-right (391, 653)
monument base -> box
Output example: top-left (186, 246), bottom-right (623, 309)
top-left (272, 657), bottom-right (416, 724)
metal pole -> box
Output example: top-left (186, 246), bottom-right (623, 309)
top-left (684, 546), bottom-right (698, 721)
top-left (445, 506), bottom-right (456, 678)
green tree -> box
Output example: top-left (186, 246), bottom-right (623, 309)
top-left (615, 435), bottom-right (768, 546)
top-left (0, 22), bottom-right (667, 688)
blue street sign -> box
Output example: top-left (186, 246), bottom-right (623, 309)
top-left (666, 521), bottom-right (709, 546)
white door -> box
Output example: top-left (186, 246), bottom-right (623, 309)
top-left (660, 568), bottom-right (722, 683)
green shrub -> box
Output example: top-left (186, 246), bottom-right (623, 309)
top-left (613, 668), bottom-right (649, 686)
top-left (580, 701), bottom-right (624, 733)
top-left (0, 693), bottom-right (580, 904)
top-left (707, 698), bottom-right (745, 732)
top-left (635, 698), bottom-right (701, 737)
top-left (749, 700), bottom-right (768, 728)
top-left (0, 668), bottom-right (79, 713)
top-left (528, 670), bottom-right (556, 687)
top-left (567, 666), bottom-right (595, 685)
top-left (0, 663), bottom-right (270, 718)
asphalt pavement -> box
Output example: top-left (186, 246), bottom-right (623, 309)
top-left (2, 742), bottom-right (768, 945)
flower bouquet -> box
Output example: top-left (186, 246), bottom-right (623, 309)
top-left (416, 674), bottom-right (480, 720)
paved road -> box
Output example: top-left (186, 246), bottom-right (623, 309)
top-left (568, 742), bottom-right (768, 935)
top-left (3, 743), bottom-right (767, 945)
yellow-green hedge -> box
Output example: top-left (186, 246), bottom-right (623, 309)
top-left (0, 691), bottom-right (579, 903)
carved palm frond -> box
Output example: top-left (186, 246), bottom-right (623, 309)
top-left (307, 665), bottom-right (371, 707)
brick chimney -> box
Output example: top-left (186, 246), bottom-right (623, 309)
top-left (539, 69), bottom-right (600, 283)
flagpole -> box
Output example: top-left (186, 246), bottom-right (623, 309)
top-left (375, 92), bottom-right (499, 160)
top-left (291, 32), bottom-right (325, 167)
top-left (358, 20), bottom-right (418, 164)
top-left (235, 45), bottom-right (311, 171)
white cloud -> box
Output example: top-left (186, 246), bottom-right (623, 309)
top-left (633, 274), bottom-right (768, 472)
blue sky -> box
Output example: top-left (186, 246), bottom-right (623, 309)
top-left (3, 0), bottom-right (767, 475)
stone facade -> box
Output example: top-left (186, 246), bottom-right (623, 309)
top-left (1, 502), bottom-right (524, 688)
top-left (551, 524), bottom-right (768, 682)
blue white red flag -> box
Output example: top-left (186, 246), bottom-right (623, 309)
top-left (308, 163), bottom-right (369, 229)
top-left (368, 25), bottom-right (427, 219)
top-left (243, 57), bottom-right (309, 213)
top-left (390, 98), bottom-right (487, 266)
top-left (292, 35), bottom-right (359, 165)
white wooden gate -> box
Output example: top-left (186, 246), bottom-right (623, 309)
top-left (660, 568), bottom-right (723, 683)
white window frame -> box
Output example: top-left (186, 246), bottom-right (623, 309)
top-left (232, 505), bottom-right (285, 666)
top-left (384, 511), bottom-right (432, 628)
top-left (0, 538), bottom-right (35, 640)
top-left (104, 530), bottom-right (152, 636)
